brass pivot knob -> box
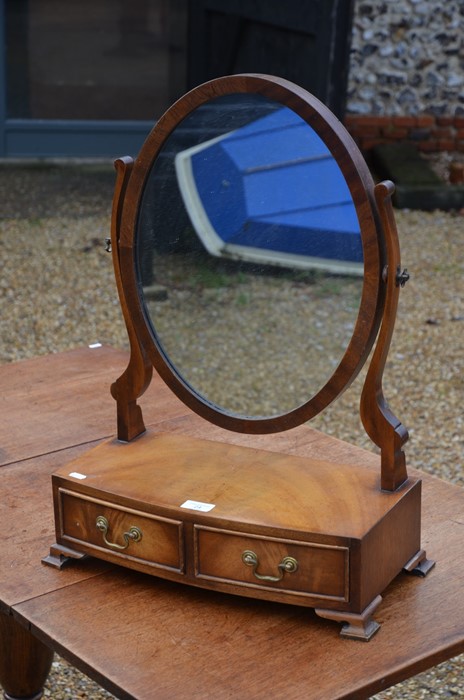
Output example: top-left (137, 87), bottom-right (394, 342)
top-left (396, 267), bottom-right (410, 287)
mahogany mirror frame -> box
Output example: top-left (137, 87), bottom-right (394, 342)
top-left (110, 74), bottom-right (407, 492)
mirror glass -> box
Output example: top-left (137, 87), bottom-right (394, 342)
top-left (136, 94), bottom-right (364, 418)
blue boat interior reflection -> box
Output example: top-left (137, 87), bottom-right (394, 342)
top-left (175, 107), bottom-right (363, 276)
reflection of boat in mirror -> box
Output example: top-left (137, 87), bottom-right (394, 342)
top-left (175, 107), bottom-right (363, 276)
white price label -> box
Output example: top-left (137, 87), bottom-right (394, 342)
top-left (180, 499), bottom-right (215, 512)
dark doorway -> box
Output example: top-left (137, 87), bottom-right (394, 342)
top-left (187, 0), bottom-right (355, 118)
top-left (0, 0), bottom-right (354, 156)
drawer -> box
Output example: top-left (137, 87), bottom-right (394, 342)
top-left (194, 526), bottom-right (349, 602)
top-left (57, 489), bottom-right (184, 573)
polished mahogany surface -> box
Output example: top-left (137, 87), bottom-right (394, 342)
top-left (1, 347), bottom-right (463, 698)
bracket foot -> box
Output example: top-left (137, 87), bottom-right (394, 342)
top-left (315, 595), bottom-right (382, 641)
top-left (403, 549), bottom-right (436, 578)
top-left (42, 543), bottom-right (87, 570)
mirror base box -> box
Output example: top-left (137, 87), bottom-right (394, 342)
top-left (45, 430), bottom-right (424, 639)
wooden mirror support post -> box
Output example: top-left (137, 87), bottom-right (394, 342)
top-left (44, 75), bottom-right (434, 641)
top-left (109, 156), bottom-right (152, 443)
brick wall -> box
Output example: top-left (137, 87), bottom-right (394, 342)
top-left (344, 114), bottom-right (464, 153)
top-left (346, 0), bottom-right (464, 152)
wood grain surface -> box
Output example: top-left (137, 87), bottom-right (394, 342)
top-left (1, 347), bottom-right (463, 699)
top-left (13, 472), bottom-right (464, 700)
top-left (0, 346), bottom-right (185, 466)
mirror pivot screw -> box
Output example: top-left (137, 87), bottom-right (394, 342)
top-left (396, 267), bottom-right (410, 287)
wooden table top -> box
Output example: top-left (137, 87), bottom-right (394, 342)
top-left (1, 346), bottom-right (463, 700)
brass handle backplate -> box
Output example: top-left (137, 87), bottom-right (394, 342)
top-left (241, 549), bottom-right (299, 582)
top-left (95, 515), bottom-right (142, 551)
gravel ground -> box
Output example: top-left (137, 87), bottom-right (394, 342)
top-left (0, 162), bottom-right (462, 698)
top-left (146, 253), bottom-right (364, 416)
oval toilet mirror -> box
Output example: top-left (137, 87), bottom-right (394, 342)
top-left (45, 78), bottom-right (432, 649)
top-left (119, 75), bottom-right (383, 433)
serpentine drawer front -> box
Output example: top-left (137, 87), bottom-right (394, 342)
top-left (57, 489), bottom-right (184, 573)
top-left (47, 432), bottom-right (426, 639)
top-left (194, 526), bottom-right (349, 603)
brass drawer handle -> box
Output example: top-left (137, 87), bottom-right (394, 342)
top-left (95, 515), bottom-right (142, 551)
top-left (241, 549), bottom-right (299, 582)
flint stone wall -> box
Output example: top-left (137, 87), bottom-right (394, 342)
top-left (347, 0), bottom-right (464, 117)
